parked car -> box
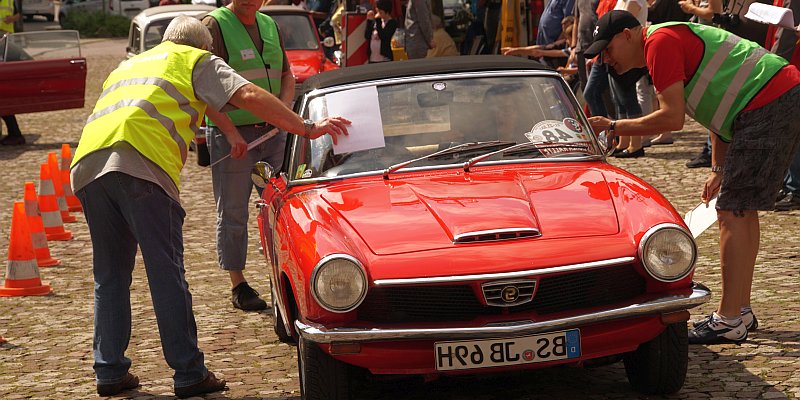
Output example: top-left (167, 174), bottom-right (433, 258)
top-left (251, 56), bottom-right (712, 399)
top-left (0, 30), bottom-right (86, 115)
top-left (127, 5), bottom-right (337, 88)
top-left (126, 4), bottom-right (215, 58)
top-left (259, 5), bottom-right (338, 88)
top-left (23, 0), bottom-right (107, 22)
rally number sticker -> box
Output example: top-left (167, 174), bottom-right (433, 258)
top-left (525, 119), bottom-right (593, 157)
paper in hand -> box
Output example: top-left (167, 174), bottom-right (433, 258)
top-left (684, 195), bottom-right (719, 239)
top-left (745, 3), bottom-right (798, 30)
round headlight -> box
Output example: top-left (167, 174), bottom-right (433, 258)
top-left (638, 224), bottom-right (697, 282)
top-left (311, 255), bottom-right (367, 313)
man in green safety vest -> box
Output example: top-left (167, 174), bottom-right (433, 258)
top-left (584, 10), bottom-right (800, 345)
top-left (71, 15), bottom-right (348, 398)
top-left (202, 0), bottom-right (294, 312)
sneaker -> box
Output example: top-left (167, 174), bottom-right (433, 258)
top-left (0, 135), bottom-right (25, 146)
top-left (232, 282), bottom-right (267, 311)
top-left (686, 152), bottom-right (711, 168)
top-left (775, 192), bottom-right (800, 211)
top-left (693, 309), bottom-right (758, 331)
top-left (688, 314), bottom-right (748, 344)
top-left (97, 373), bottom-right (140, 396)
top-left (174, 371), bottom-right (227, 398)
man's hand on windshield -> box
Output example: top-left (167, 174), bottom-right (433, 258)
top-left (307, 116), bottom-right (351, 144)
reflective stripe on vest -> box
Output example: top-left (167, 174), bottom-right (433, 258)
top-left (207, 7), bottom-right (284, 126)
top-left (6, 259), bottom-right (39, 280)
top-left (646, 22), bottom-right (787, 140)
top-left (0, 0), bottom-right (14, 33)
top-left (72, 42), bottom-right (209, 188)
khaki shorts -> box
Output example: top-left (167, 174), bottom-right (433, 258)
top-left (717, 84), bottom-right (800, 211)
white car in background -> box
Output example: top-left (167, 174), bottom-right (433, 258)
top-left (24, 0), bottom-right (148, 21)
top-left (126, 4), bottom-right (215, 58)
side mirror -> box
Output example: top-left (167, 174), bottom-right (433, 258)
top-left (596, 130), bottom-right (617, 157)
top-left (251, 161), bottom-right (275, 189)
top-left (321, 36), bottom-right (335, 48)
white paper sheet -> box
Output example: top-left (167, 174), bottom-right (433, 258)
top-left (684, 196), bottom-right (719, 239)
top-left (324, 86), bottom-right (386, 155)
top-left (745, 3), bottom-right (798, 30)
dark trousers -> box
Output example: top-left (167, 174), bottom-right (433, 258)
top-left (1, 115), bottom-right (21, 137)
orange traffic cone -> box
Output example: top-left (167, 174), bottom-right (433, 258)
top-left (60, 144), bottom-right (83, 213)
top-left (48, 152), bottom-right (76, 223)
top-left (0, 202), bottom-right (53, 297)
top-left (24, 182), bottom-right (61, 267)
top-left (38, 163), bottom-right (72, 241)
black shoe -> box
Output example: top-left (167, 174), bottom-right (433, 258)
top-left (614, 148), bottom-right (645, 158)
top-left (693, 310), bottom-right (758, 332)
top-left (611, 147), bottom-right (625, 156)
top-left (232, 282), bottom-right (267, 311)
top-left (775, 192), bottom-right (800, 211)
top-left (174, 371), bottom-right (227, 399)
top-left (688, 314), bottom-right (748, 344)
top-left (776, 189), bottom-right (788, 203)
top-left (0, 135), bottom-right (25, 146)
top-left (97, 373), bottom-right (140, 396)
top-left (686, 152), bottom-right (711, 168)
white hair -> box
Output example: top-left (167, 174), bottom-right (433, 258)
top-left (162, 15), bottom-right (213, 49)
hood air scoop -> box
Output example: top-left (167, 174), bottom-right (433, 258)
top-left (453, 228), bottom-right (541, 244)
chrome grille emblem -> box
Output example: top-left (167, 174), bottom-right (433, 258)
top-left (482, 279), bottom-right (536, 307)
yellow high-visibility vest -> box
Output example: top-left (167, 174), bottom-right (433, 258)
top-left (0, 0), bottom-right (16, 33)
top-left (72, 41), bottom-right (209, 189)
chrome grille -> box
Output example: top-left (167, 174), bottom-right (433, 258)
top-left (482, 279), bottom-right (536, 307)
top-left (357, 264), bottom-right (645, 324)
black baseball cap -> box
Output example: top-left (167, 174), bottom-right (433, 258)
top-left (583, 10), bottom-right (642, 58)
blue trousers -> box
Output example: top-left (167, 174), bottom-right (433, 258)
top-left (76, 172), bottom-right (208, 388)
top-left (784, 147), bottom-right (800, 194)
top-left (584, 62), bottom-right (642, 119)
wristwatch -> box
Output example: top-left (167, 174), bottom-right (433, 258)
top-left (302, 119), bottom-right (315, 137)
top-left (609, 120), bottom-right (617, 134)
top-left (711, 165), bottom-right (724, 172)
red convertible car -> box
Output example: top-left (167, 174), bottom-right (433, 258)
top-left (0, 31), bottom-right (86, 116)
top-left (251, 56), bottom-right (711, 399)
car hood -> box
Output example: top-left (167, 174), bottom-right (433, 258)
top-left (287, 49), bottom-right (325, 82)
top-left (320, 167), bottom-right (619, 255)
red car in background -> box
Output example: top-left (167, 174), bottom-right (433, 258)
top-left (0, 31), bottom-right (86, 116)
top-left (259, 5), bottom-right (339, 90)
top-left (251, 56), bottom-right (711, 400)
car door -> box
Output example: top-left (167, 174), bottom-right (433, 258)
top-left (0, 31), bottom-right (87, 115)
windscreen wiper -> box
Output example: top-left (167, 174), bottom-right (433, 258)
top-left (383, 141), bottom-right (516, 179)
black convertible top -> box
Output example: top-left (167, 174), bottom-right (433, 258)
top-left (301, 55), bottom-right (553, 92)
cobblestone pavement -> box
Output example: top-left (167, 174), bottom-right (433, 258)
top-left (1, 39), bottom-right (799, 400)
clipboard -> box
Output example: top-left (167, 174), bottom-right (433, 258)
top-left (744, 3), bottom-right (799, 30)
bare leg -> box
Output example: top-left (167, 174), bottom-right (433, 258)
top-left (229, 270), bottom-right (246, 288)
top-left (716, 210), bottom-right (759, 318)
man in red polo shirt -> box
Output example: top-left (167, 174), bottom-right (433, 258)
top-left (584, 10), bottom-right (800, 345)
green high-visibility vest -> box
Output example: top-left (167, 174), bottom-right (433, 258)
top-left (0, 0), bottom-right (15, 33)
top-left (207, 7), bottom-right (284, 126)
top-left (72, 42), bottom-right (208, 189)
top-left (646, 22), bottom-right (787, 141)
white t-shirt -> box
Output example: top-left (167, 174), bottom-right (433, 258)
top-left (614, 0), bottom-right (648, 25)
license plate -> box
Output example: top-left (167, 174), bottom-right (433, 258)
top-left (434, 329), bottom-right (581, 371)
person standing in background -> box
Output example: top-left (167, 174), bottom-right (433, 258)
top-left (0, 0), bottom-right (24, 146)
top-left (203, 0), bottom-right (295, 311)
top-left (405, 0), bottom-right (435, 59)
top-left (365, 0), bottom-right (397, 62)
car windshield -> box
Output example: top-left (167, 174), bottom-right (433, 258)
top-left (1, 31), bottom-right (81, 62)
top-left (288, 75), bottom-right (599, 181)
top-left (271, 14), bottom-right (319, 50)
top-left (144, 19), bottom-right (172, 51)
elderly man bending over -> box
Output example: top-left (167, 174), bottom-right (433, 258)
top-left (70, 15), bottom-right (349, 398)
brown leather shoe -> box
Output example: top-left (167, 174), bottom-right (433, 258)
top-left (174, 371), bottom-right (227, 398)
top-left (97, 372), bottom-right (140, 396)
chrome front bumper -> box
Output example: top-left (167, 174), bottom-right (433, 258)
top-left (295, 284), bottom-right (711, 344)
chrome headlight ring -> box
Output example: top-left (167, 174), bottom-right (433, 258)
top-left (310, 254), bottom-right (368, 313)
top-left (637, 223), bottom-right (698, 282)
